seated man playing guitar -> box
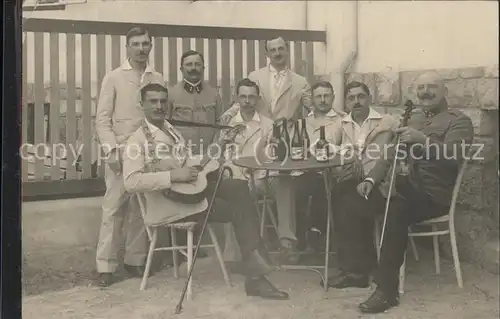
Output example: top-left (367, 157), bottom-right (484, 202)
top-left (122, 81), bottom-right (288, 300)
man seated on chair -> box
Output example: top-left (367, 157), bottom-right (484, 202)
top-left (294, 81), bottom-right (344, 252)
top-left (332, 74), bottom-right (473, 314)
top-left (218, 78), bottom-right (275, 272)
top-left (122, 81), bottom-right (289, 300)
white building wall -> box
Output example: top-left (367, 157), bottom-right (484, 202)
top-left (23, 0), bottom-right (498, 85)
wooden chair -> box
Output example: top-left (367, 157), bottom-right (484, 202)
top-left (374, 155), bottom-right (469, 293)
top-left (135, 193), bottom-right (231, 300)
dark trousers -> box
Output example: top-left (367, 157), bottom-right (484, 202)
top-left (180, 178), bottom-right (263, 263)
top-left (334, 176), bottom-right (448, 293)
top-left (295, 172), bottom-right (328, 235)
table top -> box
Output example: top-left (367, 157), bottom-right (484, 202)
top-left (232, 155), bottom-right (353, 171)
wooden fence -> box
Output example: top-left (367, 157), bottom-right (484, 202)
top-left (21, 18), bottom-right (326, 199)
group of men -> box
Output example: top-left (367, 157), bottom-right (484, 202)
top-left (94, 26), bottom-right (474, 314)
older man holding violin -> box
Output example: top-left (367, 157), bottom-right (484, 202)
top-left (330, 73), bottom-right (473, 314)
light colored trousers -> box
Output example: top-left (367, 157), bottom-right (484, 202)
top-left (223, 175), bottom-right (296, 262)
top-left (96, 164), bottom-right (148, 273)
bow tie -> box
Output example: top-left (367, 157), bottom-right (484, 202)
top-left (184, 81), bottom-right (202, 94)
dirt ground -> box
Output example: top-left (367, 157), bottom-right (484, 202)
top-left (23, 246), bottom-right (499, 319)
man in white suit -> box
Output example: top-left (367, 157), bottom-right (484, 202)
top-left (219, 36), bottom-right (312, 262)
top-left (122, 81), bottom-right (289, 300)
top-left (94, 26), bottom-right (164, 287)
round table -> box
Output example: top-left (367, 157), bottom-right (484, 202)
top-left (232, 155), bottom-right (353, 291)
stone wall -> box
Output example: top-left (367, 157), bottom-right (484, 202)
top-left (344, 66), bottom-right (499, 273)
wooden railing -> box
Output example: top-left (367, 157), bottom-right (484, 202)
top-left (21, 18), bottom-right (326, 199)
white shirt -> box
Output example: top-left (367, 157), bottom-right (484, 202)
top-left (341, 108), bottom-right (383, 151)
top-left (269, 65), bottom-right (289, 111)
top-left (121, 59), bottom-right (155, 84)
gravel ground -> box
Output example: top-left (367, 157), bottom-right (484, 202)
top-left (23, 247), bottom-right (499, 319)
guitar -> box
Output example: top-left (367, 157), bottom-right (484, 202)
top-left (164, 123), bottom-right (247, 204)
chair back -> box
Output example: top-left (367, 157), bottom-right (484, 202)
top-left (448, 149), bottom-right (472, 219)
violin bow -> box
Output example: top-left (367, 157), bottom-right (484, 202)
top-left (378, 100), bottom-right (415, 255)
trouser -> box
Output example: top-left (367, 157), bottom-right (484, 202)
top-left (335, 176), bottom-right (447, 294)
top-left (295, 172), bottom-right (327, 237)
top-left (96, 164), bottom-right (148, 273)
top-left (180, 179), bottom-right (265, 274)
top-left (223, 175), bottom-right (296, 262)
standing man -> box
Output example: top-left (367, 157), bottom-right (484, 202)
top-left (166, 50), bottom-right (223, 260)
top-left (219, 36), bottom-right (312, 260)
top-left (95, 26), bottom-right (164, 287)
top-left (168, 50), bottom-right (223, 156)
top-left (354, 72), bottom-right (473, 313)
top-left (294, 81), bottom-right (344, 251)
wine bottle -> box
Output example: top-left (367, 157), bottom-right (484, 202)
top-left (291, 120), bottom-right (304, 161)
top-left (282, 118), bottom-right (291, 159)
top-left (268, 123), bottom-right (280, 161)
top-left (301, 118), bottom-right (311, 159)
top-left (315, 125), bottom-right (329, 163)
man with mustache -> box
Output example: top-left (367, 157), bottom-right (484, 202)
top-left (165, 50), bottom-right (224, 267)
top-left (318, 80), bottom-right (399, 293)
top-left (219, 36), bottom-right (312, 263)
top-left (122, 81), bottom-right (289, 300)
top-left (332, 74), bottom-right (474, 314)
top-left (94, 26), bottom-right (164, 287)
top-left (294, 81), bottom-right (344, 252)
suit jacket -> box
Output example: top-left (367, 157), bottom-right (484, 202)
top-left (222, 66), bottom-right (312, 122)
top-left (122, 120), bottom-right (208, 226)
top-left (366, 103), bottom-right (474, 205)
top-left (220, 108), bottom-right (274, 181)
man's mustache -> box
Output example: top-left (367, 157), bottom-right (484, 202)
top-left (418, 93), bottom-right (436, 100)
top-left (188, 70), bottom-right (200, 75)
top-left (353, 103), bottom-right (362, 108)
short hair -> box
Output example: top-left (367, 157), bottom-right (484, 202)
top-left (180, 50), bottom-right (205, 66)
top-left (140, 83), bottom-right (168, 102)
top-left (236, 78), bottom-right (260, 96)
top-left (126, 26), bottom-right (152, 45)
top-left (264, 36), bottom-right (289, 51)
top-left (312, 81), bottom-right (335, 95)
top-left (344, 81), bottom-right (370, 97)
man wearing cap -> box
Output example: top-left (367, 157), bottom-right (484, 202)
top-left (94, 26), bottom-right (164, 287)
top-left (122, 81), bottom-right (289, 300)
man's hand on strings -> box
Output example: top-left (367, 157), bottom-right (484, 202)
top-left (393, 127), bottom-right (427, 144)
top-left (171, 167), bottom-right (199, 182)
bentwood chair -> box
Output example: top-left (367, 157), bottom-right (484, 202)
top-left (375, 155), bottom-right (469, 293)
top-left (135, 193), bottom-right (231, 300)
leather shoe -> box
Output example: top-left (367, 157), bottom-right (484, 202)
top-left (358, 288), bottom-right (400, 313)
top-left (245, 276), bottom-right (289, 300)
top-left (124, 264), bottom-right (146, 278)
top-left (96, 273), bottom-right (114, 287)
top-left (320, 271), bottom-right (369, 289)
